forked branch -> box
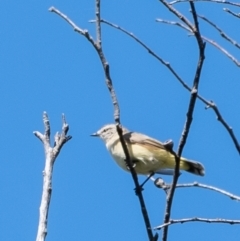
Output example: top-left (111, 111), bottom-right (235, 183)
top-left (34, 112), bottom-right (71, 241)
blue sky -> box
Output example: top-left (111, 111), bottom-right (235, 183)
top-left (1, 0), bottom-right (240, 240)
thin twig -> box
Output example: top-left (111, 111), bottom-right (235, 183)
top-left (157, 18), bottom-right (240, 67)
top-left (169, 0), bottom-right (240, 7)
top-left (224, 8), bottom-right (240, 18)
top-left (49, 5), bottom-right (156, 241)
top-left (154, 178), bottom-right (240, 201)
top-left (156, 18), bottom-right (191, 31)
top-left (205, 101), bottom-right (240, 154)
top-left (176, 182), bottom-right (240, 201)
top-left (197, 13), bottom-right (240, 49)
top-left (202, 35), bottom-right (240, 66)
top-left (48, 7), bottom-right (99, 52)
top-left (34, 112), bottom-right (71, 241)
top-left (155, 217), bottom-right (240, 230)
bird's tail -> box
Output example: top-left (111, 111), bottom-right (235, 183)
top-left (180, 158), bottom-right (205, 176)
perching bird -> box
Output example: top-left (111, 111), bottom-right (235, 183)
top-left (91, 124), bottom-right (205, 176)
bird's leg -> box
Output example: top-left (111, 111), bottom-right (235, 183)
top-left (141, 172), bottom-right (155, 188)
top-left (134, 172), bottom-right (155, 195)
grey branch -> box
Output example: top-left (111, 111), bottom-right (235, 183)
top-left (224, 8), bottom-right (240, 18)
top-left (156, 18), bottom-right (191, 31)
top-left (49, 4), bottom-right (155, 241)
top-left (169, 0), bottom-right (240, 7)
top-left (156, 18), bottom-right (240, 67)
top-left (155, 217), bottom-right (240, 230)
top-left (49, 6), bottom-right (98, 50)
top-left (205, 102), bottom-right (240, 154)
top-left (176, 182), bottom-right (240, 201)
top-left (154, 179), bottom-right (240, 201)
top-left (158, 0), bottom-right (194, 31)
top-left (34, 112), bottom-right (71, 241)
top-left (197, 13), bottom-right (240, 49)
top-left (33, 131), bottom-right (45, 143)
top-left (162, 2), bottom-right (206, 239)
top-left (95, 0), bottom-right (101, 47)
top-left (202, 36), bottom-right (240, 66)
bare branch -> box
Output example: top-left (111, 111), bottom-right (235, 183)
top-left (154, 178), bottom-right (240, 201)
top-left (34, 112), bottom-right (51, 150)
top-left (34, 112), bottom-right (71, 241)
top-left (53, 114), bottom-right (72, 158)
top-left (202, 35), bottom-right (240, 66)
top-left (155, 217), bottom-right (240, 230)
top-left (161, 151), bottom-right (180, 241)
top-left (49, 5), bottom-right (156, 240)
top-left (224, 8), bottom-right (240, 18)
top-left (189, 1), bottom-right (202, 41)
top-left (43, 112), bottom-right (51, 142)
top-left (156, 18), bottom-right (191, 31)
top-left (95, 0), bottom-right (101, 47)
top-left (158, 0), bottom-right (194, 31)
top-left (33, 131), bottom-right (45, 143)
top-left (197, 13), bottom-right (240, 49)
top-left (205, 101), bottom-right (240, 154)
top-left (169, 0), bottom-right (240, 7)
top-left (101, 19), bottom-right (240, 155)
top-left (156, 17), bottom-right (240, 67)
top-left (49, 7), bottom-right (98, 51)
top-left (162, 3), bottom-right (206, 240)
top-left (176, 182), bottom-right (240, 201)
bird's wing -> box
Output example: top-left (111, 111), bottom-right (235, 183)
top-left (124, 132), bottom-right (167, 150)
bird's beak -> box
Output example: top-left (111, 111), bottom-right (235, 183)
top-left (90, 132), bottom-right (99, 137)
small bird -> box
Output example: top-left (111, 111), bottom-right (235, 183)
top-left (91, 124), bottom-right (205, 176)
